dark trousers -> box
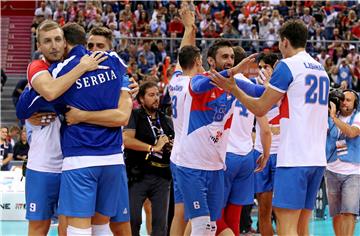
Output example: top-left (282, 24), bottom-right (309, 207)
top-left (129, 173), bottom-right (171, 236)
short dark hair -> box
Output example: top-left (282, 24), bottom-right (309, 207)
top-left (257, 53), bottom-right (278, 68)
top-left (62, 22), bottom-right (86, 46)
top-left (233, 46), bottom-right (246, 65)
top-left (278, 19), bottom-right (308, 49)
top-left (207, 39), bottom-right (233, 59)
top-left (178, 45), bottom-right (201, 70)
top-left (89, 26), bottom-right (113, 42)
top-left (136, 81), bottom-right (158, 103)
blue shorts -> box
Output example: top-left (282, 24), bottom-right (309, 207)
top-left (272, 166), bottom-right (325, 210)
top-left (25, 169), bottom-right (61, 220)
top-left (254, 150), bottom-right (277, 193)
top-left (58, 165), bottom-right (126, 218)
top-left (110, 165), bottom-right (130, 222)
top-left (170, 161), bottom-right (184, 204)
top-left (224, 151), bottom-right (255, 206)
top-left (177, 166), bottom-right (224, 221)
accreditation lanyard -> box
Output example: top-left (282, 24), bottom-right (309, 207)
top-left (146, 115), bottom-right (164, 145)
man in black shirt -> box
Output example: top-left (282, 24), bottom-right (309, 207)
top-left (123, 81), bottom-right (174, 236)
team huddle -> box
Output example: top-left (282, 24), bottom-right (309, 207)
top-left (15, 4), bottom-right (359, 236)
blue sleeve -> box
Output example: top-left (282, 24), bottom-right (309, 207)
top-left (111, 52), bottom-right (127, 74)
top-left (16, 87), bottom-right (59, 119)
top-left (235, 79), bottom-right (265, 98)
top-left (269, 61), bottom-right (293, 93)
top-left (191, 70), bottom-right (229, 93)
top-left (122, 74), bottom-right (130, 90)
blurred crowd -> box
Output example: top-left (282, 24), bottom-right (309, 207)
top-left (29, 0), bottom-right (360, 91)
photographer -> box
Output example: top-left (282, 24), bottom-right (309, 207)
top-left (123, 81), bottom-right (174, 236)
top-left (326, 89), bottom-right (360, 236)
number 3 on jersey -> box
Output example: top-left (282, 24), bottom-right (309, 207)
top-left (171, 96), bottom-right (177, 118)
top-left (305, 75), bottom-right (329, 105)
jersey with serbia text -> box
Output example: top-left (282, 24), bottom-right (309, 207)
top-left (24, 59), bottom-right (63, 173)
top-left (24, 45), bottom-right (129, 171)
top-left (226, 74), bottom-right (255, 156)
top-left (254, 105), bottom-right (280, 154)
top-left (268, 51), bottom-right (329, 167)
top-left (168, 70), bottom-right (190, 165)
top-left (177, 71), bottom-right (236, 170)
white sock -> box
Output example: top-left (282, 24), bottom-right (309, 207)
top-left (91, 223), bottom-right (112, 236)
top-left (67, 225), bottom-right (92, 235)
top-left (210, 221), bottom-right (217, 236)
top-left (191, 216), bottom-right (211, 236)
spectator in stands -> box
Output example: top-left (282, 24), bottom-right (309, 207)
top-left (138, 42), bottom-right (156, 67)
top-left (13, 130), bottom-right (29, 161)
top-left (136, 10), bottom-right (149, 37)
top-left (277, 1), bottom-right (289, 17)
top-left (259, 16), bottom-right (273, 39)
top-left (53, 2), bottom-right (67, 23)
top-left (87, 14), bottom-right (103, 31)
top-left (134, 3), bottom-right (143, 22)
top-left (0, 127), bottom-right (13, 171)
top-left (334, 58), bottom-right (354, 89)
top-left (351, 19), bottom-right (360, 40)
top-left (317, 48), bottom-right (331, 66)
top-left (311, 27), bottom-right (326, 53)
top-left (1, 68), bottom-right (7, 92)
top-left (265, 27), bottom-right (277, 48)
top-left (11, 78), bottom-right (27, 108)
top-left (109, 22), bottom-right (120, 49)
top-left (270, 9), bottom-right (283, 30)
top-left (326, 90), bottom-right (360, 236)
top-left (150, 13), bottom-right (167, 36)
top-left (35, 0), bottom-right (52, 20)
top-left (168, 15), bottom-right (184, 36)
top-left (154, 40), bottom-right (167, 65)
top-left (31, 14), bottom-right (45, 34)
top-left (9, 126), bottom-right (20, 147)
top-left (300, 7), bottom-right (313, 25)
top-left (66, 0), bottom-right (79, 22)
top-left (322, 6), bottom-right (338, 39)
top-left (120, 3), bottom-right (133, 21)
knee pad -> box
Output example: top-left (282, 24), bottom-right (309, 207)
top-left (67, 225), bottom-right (91, 235)
top-left (91, 223), bottom-right (112, 236)
top-left (191, 216), bottom-right (211, 236)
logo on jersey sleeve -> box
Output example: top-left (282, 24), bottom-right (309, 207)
top-left (187, 88), bottom-right (234, 135)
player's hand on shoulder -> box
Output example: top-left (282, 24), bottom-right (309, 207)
top-left (208, 68), bottom-right (236, 93)
top-left (80, 51), bottom-right (109, 72)
top-left (28, 112), bottom-right (56, 126)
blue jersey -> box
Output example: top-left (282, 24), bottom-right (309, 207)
top-left (16, 45), bottom-right (130, 170)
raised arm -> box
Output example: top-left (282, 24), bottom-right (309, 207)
top-left (174, 7), bottom-right (197, 72)
top-left (31, 52), bottom-right (107, 101)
